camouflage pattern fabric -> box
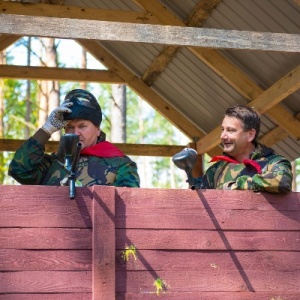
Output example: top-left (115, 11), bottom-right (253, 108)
top-left (8, 137), bottom-right (140, 187)
top-left (201, 144), bottom-right (292, 193)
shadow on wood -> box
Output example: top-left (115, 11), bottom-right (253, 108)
top-left (0, 185), bottom-right (299, 299)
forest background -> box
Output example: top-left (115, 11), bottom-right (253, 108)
top-left (1, 37), bottom-right (299, 190)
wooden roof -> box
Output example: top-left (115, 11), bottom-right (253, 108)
top-left (0, 0), bottom-right (299, 160)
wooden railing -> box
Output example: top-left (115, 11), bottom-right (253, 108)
top-left (0, 185), bottom-right (299, 299)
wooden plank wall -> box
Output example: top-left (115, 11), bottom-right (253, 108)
top-left (0, 185), bottom-right (94, 299)
top-left (115, 188), bottom-right (300, 299)
top-left (0, 185), bottom-right (299, 299)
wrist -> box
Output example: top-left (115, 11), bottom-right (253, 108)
top-left (33, 128), bottom-right (51, 145)
top-left (42, 123), bottom-right (56, 135)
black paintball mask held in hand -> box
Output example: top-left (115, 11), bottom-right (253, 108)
top-left (172, 148), bottom-right (205, 190)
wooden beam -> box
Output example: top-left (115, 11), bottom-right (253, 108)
top-left (0, 34), bottom-right (21, 51)
top-left (141, 46), bottom-right (179, 86)
top-left (0, 1), bottom-right (159, 24)
top-left (259, 127), bottom-right (288, 147)
top-left (0, 65), bottom-right (124, 83)
top-left (196, 65), bottom-right (300, 153)
top-left (187, 0), bottom-right (223, 27)
top-left (250, 65), bottom-right (300, 114)
top-left (0, 138), bottom-right (186, 156)
top-left (0, 14), bottom-right (299, 52)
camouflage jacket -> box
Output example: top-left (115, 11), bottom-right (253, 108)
top-left (8, 137), bottom-right (140, 187)
top-left (201, 144), bottom-right (292, 193)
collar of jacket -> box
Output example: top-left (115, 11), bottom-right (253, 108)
top-left (210, 155), bottom-right (262, 174)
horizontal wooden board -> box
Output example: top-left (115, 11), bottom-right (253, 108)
top-left (0, 185), bottom-right (93, 204)
top-left (115, 269), bottom-right (300, 292)
top-left (0, 294), bottom-right (92, 300)
top-left (116, 291), bottom-right (300, 300)
top-left (0, 271), bottom-right (92, 293)
top-left (0, 228), bottom-right (92, 249)
top-left (116, 188), bottom-right (300, 211)
top-left (116, 250), bottom-right (300, 272)
top-left (115, 206), bottom-right (300, 230)
top-left (1, 14), bottom-right (299, 52)
top-left (116, 229), bottom-right (300, 251)
top-left (0, 204), bottom-right (92, 228)
top-left (0, 249), bottom-right (92, 271)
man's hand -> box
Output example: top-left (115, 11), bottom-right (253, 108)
top-left (42, 101), bottom-right (73, 135)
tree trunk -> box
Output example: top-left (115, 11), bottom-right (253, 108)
top-left (80, 48), bottom-right (87, 90)
top-left (0, 50), bottom-right (4, 138)
top-left (38, 37), bottom-right (60, 141)
top-left (111, 84), bottom-right (126, 143)
top-left (25, 37), bottom-right (32, 139)
top-left (0, 50), bottom-right (5, 183)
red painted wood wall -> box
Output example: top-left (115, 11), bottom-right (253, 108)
top-left (0, 185), bottom-right (299, 299)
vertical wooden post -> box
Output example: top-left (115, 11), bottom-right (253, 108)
top-left (92, 186), bottom-right (116, 300)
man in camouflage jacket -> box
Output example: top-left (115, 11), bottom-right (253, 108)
top-left (183, 104), bottom-right (292, 193)
top-left (9, 89), bottom-right (140, 188)
top-left (202, 143), bottom-right (292, 193)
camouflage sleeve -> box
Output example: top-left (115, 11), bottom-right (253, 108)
top-left (8, 137), bottom-right (53, 185)
top-left (228, 158), bottom-right (292, 193)
top-left (113, 156), bottom-right (140, 188)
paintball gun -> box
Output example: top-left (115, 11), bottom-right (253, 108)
top-left (57, 133), bottom-right (82, 199)
top-left (172, 148), bottom-right (204, 190)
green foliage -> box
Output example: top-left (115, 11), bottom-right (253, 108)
top-left (4, 78), bottom-right (39, 138)
top-left (153, 277), bottom-right (167, 295)
top-left (121, 245), bottom-right (137, 262)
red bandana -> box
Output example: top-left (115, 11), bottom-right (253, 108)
top-left (80, 141), bottom-right (124, 158)
top-left (210, 155), bottom-right (262, 174)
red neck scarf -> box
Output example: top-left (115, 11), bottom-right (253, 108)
top-left (80, 141), bottom-right (124, 158)
top-left (210, 155), bottom-right (262, 174)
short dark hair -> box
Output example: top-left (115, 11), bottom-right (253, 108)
top-left (225, 104), bottom-right (260, 144)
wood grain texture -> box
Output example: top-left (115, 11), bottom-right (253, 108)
top-left (0, 271), bottom-right (91, 293)
top-left (92, 186), bottom-right (116, 300)
top-left (1, 14), bottom-right (299, 52)
top-left (0, 186), bottom-right (299, 298)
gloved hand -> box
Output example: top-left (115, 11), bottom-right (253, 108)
top-left (42, 101), bottom-right (73, 135)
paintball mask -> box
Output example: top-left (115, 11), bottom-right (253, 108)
top-left (63, 89), bottom-right (102, 127)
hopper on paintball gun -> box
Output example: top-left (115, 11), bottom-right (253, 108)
top-left (172, 148), bottom-right (204, 190)
top-left (57, 133), bottom-right (82, 199)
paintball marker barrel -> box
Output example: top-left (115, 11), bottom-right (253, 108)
top-left (57, 134), bottom-right (82, 199)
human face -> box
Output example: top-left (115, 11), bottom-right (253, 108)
top-left (220, 116), bottom-right (255, 161)
top-left (65, 119), bottom-right (100, 150)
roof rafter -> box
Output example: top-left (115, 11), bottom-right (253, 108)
top-left (0, 34), bottom-right (21, 51)
top-left (0, 1), bottom-right (159, 24)
top-left (133, 0), bottom-right (300, 154)
top-left (142, 0), bottom-right (222, 86)
top-left (187, 0), bottom-right (223, 27)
